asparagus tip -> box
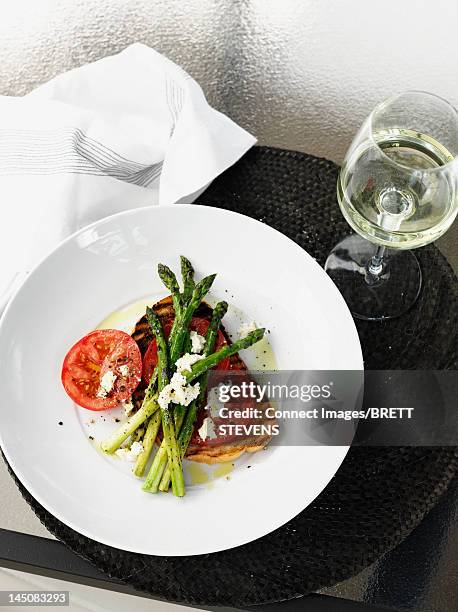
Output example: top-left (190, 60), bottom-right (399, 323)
top-left (157, 263), bottom-right (180, 293)
top-left (215, 300), bottom-right (229, 315)
top-left (246, 327), bottom-right (265, 344)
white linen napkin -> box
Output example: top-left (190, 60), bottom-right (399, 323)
top-left (0, 43), bottom-right (256, 311)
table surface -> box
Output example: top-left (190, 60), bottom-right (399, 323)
top-left (0, 2), bottom-right (457, 610)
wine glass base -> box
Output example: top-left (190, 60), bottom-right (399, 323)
top-left (325, 235), bottom-right (422, 321)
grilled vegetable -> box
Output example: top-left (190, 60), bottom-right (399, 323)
top-left (133, 411), bottom-right (161, 477)
top-left (158, 263), bottom-right (182, 319)
top-left (159, 300), bottom-right (228, 491)
top-left (185, 328), bottom-right (265, 382)
top-left (180, 255), bottom-right (195, 303)
top-left (169, 273), bottom-right (216, 364)
top-left (100, 393), bottom-right (159, 454)
top-left (61, 330), bottom-right (142, 411)
top-left (146, 307), bottom-right (185, 497)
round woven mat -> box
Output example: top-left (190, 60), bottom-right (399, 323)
top-left (8, 147), bottom-right (458, 607)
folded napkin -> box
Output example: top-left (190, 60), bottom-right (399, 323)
top-left (0, 43), bottom-right (256, 310)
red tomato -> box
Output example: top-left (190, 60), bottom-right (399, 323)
top-left (61, 329), bottom-right (142, 411)
top-left (142, 317), bottom-right (230, 384)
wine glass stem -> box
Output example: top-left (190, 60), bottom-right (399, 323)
top-left (368, 245), bottom-right (386, 276)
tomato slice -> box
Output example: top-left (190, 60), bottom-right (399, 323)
top-left (62, 329), bottom-right (142, 411)
top-left (142, 316), bottom-right (230, 384)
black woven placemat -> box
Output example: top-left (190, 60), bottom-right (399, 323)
top-left (7, 147), bottom-right (458, 607)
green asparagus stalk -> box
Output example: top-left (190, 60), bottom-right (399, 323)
top-left (145, 300), bottom-right (230, 493)
top-left (158, 263), bottom-right (182, 319)
top-left (157, 263), bottom-right (183, 354)
top-left (143, 432), bottom-right (168, 491)
top-left (169, 273), bottom-right (217, 364)
top-left (143, 367), bottom-right (158, 403)
top-left (152, 301), bottom-right (228, 492)
top-left (159, 301), bottom-right (228, 491)
top-left (130, 426), bottom-right (145, 445)
top-left (100, 394), bottom-right (159, 454)
top-left (180, 255), bottom-right (195, 303)
top-left (141, 272), bottom-right (211, 484)
top-left (131, 354), bottom-right (161, 475)
top-left (146, 307), bottom-right (185, 497)
top-left (203, 301), bottom-right (229, 354)
top-left (172, 256), bottom-right (195, 356)
top-left (132, 411), bottom-right (161, 477)
top-left (185, 328), bottom-right (265, 382)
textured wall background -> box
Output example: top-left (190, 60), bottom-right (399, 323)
top-left (0, 0), bottom-right (457, 263)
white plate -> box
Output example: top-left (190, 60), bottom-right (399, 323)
top-left (0, 205), bottom-right (362, 556)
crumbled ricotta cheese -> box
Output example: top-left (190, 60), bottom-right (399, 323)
top-left (198, 417), bottom-right (217, 441)
top-left (157, 352), bottom-right (206, 411)
top-left (238, 321), bottom-right (257, 339)
top-left (122, 400), bottom-right (134, 416)
top-left (115, 448), bottom-right (126, 460)
top-left (158, 384), bottom-right (174, 410)
top-left (178, 380), bottom-right (200, 406)
top-left (175, 352), bottom-right (204, 373)
top-left (115, 441), bottom-right (144, 462)
top-left (129, 441), bottom-right (144, 458)
top-left (119, 364), bottom-right (129, 377)
top-left (158, 372), bottom-right (200, 410)
top-left (167, 373), bottom-right (188, 405)
top-left (171, 371), bottom-right (187, 388)
top-left (97, 370), bottom-right (117, 398)
top-left (190, 330), bottom-right (206, 354)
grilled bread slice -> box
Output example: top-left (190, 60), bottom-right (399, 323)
top-left (132, 296), bottom-right (272, 464)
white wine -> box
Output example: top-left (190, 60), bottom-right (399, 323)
top-left (338, 128), bottom-right (457, 248)
top-left (327, 92), bottom-right (458, 321)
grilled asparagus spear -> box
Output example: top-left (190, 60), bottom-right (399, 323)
top-left (132, 411), bottom-right (161, 477)
top-left (185, 328), bottom-right (265, 382)
top-left (169, 273), bottom-right (216, 364)
top-left (159, 300), bottom-right (228, 491)
top-left (180, 255), bottom-right (195, 303)
top-left (146, 307), bottom-right (185, 497)
top-left (158, 263), bottom-right (182, 319)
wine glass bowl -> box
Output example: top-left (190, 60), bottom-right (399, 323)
top-left (326, 91), bottom-right (458, 320)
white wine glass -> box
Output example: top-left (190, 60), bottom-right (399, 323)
top-left (325, 91), bottom-right (458, 320)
